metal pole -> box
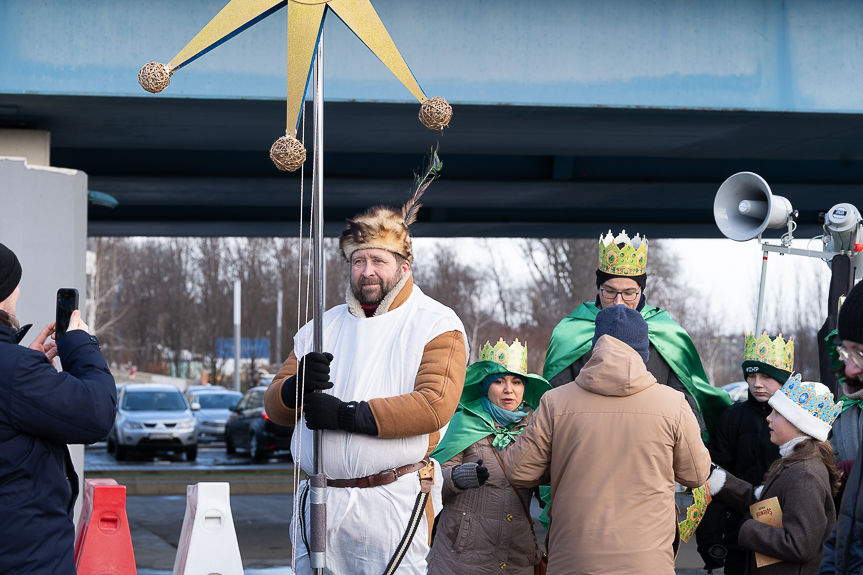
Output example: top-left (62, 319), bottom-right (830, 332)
top-left (276, 289), bottom-right (283, 366)
top-left (754, 251), bottom-right (768, 335)
top-left (309, 27), bottom-right (327, 574)
top-left (233, 279), bottom-right (241, 392)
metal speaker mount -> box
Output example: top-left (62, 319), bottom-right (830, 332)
top-left (714, 172), bottom-right (794, 241)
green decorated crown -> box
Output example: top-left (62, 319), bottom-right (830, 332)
top-left (744, 332), bottom-right (794, 372)
top-left (480, 338), bottom-right (528, 376)
top-left (598, 230), bottom-right (648, 277)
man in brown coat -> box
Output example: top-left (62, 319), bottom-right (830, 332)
top-left (503, 305), bottom-right (711, 574)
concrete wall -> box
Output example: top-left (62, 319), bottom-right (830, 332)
top-left (2, 0), bottom-right (863, 112)
top-left (0, 156), bottom-right (89, 525)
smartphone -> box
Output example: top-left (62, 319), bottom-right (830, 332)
top-left (55, 288), bottom-right (79, 339)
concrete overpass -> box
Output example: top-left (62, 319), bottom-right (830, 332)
top-left (2, 0), bottom-right (863, 238)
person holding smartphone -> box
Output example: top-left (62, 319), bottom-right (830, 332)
top-left (0, 242), bottom-right (117, 575)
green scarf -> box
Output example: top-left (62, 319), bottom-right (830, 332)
top-left (543, 302), bottom-right (731, 441)
top-left (826, 328), bottom-right (863, 414)
top-left (433, 398), bottom-right (530, 464)
top-left (433, 360), bottom-right (551, 464)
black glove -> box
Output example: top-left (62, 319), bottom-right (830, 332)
top-left (451, 459), bottom-right (489, 489)
top-left (304, 394), bottom-right (357, 431)
top-left (699, 544), bottom-right (727, 571)
top-left (281, 352), bottom-right (333, 408)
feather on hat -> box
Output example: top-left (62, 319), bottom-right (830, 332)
top-left (339, 147), bottom-right (441, 263)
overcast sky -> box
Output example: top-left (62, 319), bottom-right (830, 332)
top-left (413, 236), bottom-right (837, 334)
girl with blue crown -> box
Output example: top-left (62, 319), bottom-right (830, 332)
top-left (706, 375), bottom-right (842, 575)
top-left (429, 338), bottom-right (551, 575)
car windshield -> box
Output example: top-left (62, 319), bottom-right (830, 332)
top-left (194, 393), bottom-right (242, 409)
top-left (123, 391), bottom-right (187, 411)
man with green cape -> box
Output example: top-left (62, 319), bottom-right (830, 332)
top-left (544, 230), bottom-right (730, 436)
top-left (539, 230), bottom-right (731, 528)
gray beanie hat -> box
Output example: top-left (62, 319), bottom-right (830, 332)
top-left (593, 304), bottom-right (650, 364)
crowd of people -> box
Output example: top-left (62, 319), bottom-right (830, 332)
top-left (257, 200), bottom-right (863, 575)
top-left (3, 193), bottom-right (863, 574)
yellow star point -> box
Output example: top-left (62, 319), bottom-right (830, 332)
top-left (161, 0), bottom-right (428, 136)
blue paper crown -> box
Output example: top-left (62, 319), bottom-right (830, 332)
top-left (779, 374), bottom-right (843, 427)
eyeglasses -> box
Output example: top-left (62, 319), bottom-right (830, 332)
top-left (838, 346), bottom-right (863, 370)
top-left (599, 287), bottom-right (641, 302)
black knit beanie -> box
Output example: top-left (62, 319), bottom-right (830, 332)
top-left (0, 243), bottom-right (21, 303)
top-left (740, 361), bottom-right (792, 386)
top-left (838, 281), bottom-right (863, 345)
top-left (592, 304), bottom-right (650, 364)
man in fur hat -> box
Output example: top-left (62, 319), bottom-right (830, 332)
top-left (264, 204), bottom-right (468, 574)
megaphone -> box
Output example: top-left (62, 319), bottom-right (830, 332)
top-left (714, 172), bottom-right (794, 241)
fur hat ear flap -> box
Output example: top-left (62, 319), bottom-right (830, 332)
top-left (339, 206), bottom-right (413, 263)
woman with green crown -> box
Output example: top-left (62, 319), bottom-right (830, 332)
top-left (428, 338), bottom-right (551, 575)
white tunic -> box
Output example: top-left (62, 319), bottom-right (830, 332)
top-left (291, 285), bottom-right (467, 574)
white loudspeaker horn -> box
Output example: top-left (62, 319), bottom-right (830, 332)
top-left (714, 172), bottom-right (794, 241)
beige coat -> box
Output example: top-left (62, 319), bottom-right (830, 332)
top-left (502, 335), bottom-right (711, 575)
top-left (428, 416), bottom-right (543, 575)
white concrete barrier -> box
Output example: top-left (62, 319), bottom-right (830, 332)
top-left (173, 482), bottom-right (244, 575)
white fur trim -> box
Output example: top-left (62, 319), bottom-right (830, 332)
top-left (754, 485), bottom-right (764, 499)
top-left (768, 388), bottom-right (832, 442)
top-left (706, 468), bottom-right (726, 496)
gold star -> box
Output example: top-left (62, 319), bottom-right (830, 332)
top-left (141, 0), bottom-right (434, 137)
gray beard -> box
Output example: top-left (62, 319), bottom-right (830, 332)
top-left (351, 271), bottom-right (403, 306)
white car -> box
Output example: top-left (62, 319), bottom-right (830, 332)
top-left (107, 384), bottom-right (198, 461)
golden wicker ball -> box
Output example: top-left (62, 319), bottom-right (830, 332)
top-left (138, 62), bottom-right (173, 94)
top-left (419, 97), bottom-right (452, 131)
top-left (270, 135), bottom-right (307, 172)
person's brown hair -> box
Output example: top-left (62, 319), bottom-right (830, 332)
top-left (766, 438), bottom-right (842, 497)
top-left (0, 310), bottom-right (14, 328)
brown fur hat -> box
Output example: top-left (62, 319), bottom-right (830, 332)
top-left (339, 205), bottom-right (414, 263)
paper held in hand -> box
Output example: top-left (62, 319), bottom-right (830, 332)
top-left (750, 497), bottom-right (783, 568)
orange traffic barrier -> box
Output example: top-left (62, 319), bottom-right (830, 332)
top-left (73, 478), bottom-right (137, 575)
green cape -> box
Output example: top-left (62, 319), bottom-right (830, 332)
top-left (543, 302), bottom-right (731, 440)
top-left (432, 361), bottom-right (551, 464)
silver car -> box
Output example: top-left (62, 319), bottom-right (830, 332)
top-left (189, 389), bottom-right (243, 442)
top-left (107, 384), bottom-right (198, 461)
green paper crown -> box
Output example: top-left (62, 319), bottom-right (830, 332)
top-left (744, 332), bottom-right (794, 372)
top-left (598, 230), bottom-right (648, 277)
top-left (480, 338), bottom-right (529, 376)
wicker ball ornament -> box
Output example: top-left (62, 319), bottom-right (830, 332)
top-left (270, 135), bottom-right (307, 172)
top-left (419, 97), bottom-right (452, 131)
top-left (138, 62), bottom-right (174, 94)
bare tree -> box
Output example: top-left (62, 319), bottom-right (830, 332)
top-left (414, 244), bottom-right (497, 361)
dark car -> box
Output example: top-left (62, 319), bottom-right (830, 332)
top-left (225, 386), bottom-right (293, 461)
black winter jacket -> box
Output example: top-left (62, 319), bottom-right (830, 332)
top-left (819, 440), bottom-right (863, 574)
top-left (696, 392), bottom-right (780, 572)
top-left (0, 324), bottom-right (116, 575)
